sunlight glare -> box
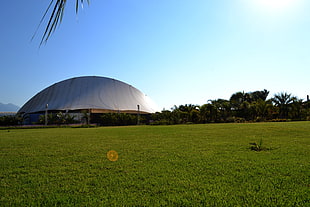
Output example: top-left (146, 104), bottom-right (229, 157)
top-left (256, 0), bottom-right (295, 10)
top-left (247, 0), bottom-right (304, 18)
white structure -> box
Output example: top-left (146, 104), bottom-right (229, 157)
top-left (18, 76), bottom-right (158, 123)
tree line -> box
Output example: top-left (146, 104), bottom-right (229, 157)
top-left (1, 90), bottom-right (309, 126)
top-left (150, 90), bottom-right (310, 125)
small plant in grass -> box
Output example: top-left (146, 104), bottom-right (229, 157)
top-left (249, 138), bottom-right (264, 151)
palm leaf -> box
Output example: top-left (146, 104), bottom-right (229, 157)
top-left (38, 0), bottom-right (90, 46)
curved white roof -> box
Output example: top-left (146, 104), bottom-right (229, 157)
top-left (18, 76), bottom-right (158, 114)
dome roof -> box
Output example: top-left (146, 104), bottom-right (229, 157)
top-left (18, 76), bottom-right (158, 114)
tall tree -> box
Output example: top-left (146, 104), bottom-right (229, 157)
top-left (173, 104), bottom-right (200, 124)
top-left (209, 99), bottom-right (231, 122)
top-left (272, 92), bottom-right (295, 119)
top-left (251, 89), bottom-right (269, 102)
top-left (200, 103), bottom-right (218, 123)
top-left (230, 92), bottom-right (248, 118)
top-left (230, 91), bottom-right (246, 110)
top-left (289, 98), bottom-right (304, 120)
top-left (253, 99), bottom-right (273, 121)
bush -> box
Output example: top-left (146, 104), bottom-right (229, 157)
top-left (0, 115), bottom-right (21, 126)
top-left (38, 113), bottom-right (79, 125)
top-left (149, 120), bottom-right (170, 125)
top-left (99, 113), bottom-right (137, 126)
top-left (230, 117), bottom-right (245, 123)
top-left (270, 119), bottom-right (288, 122)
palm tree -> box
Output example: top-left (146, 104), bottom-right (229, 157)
top-left (174, 104), bottom-right (199, 123)
top-left (209, 99), bottom-right (231, 122)
top-left (200, 103), bottom-right (217, 123)
top-left (38, 0), bottom-right (89, 45)
top-left (252, 89), bottom-right (269, 102)
top-left (230, 92), bottom-right (246, 110)
top-left (289, 98), bottom-right (304, 120)
top-left (272, 92), bottom-right (295, 119)
top-left (253, 99), bottom-right (273, 121)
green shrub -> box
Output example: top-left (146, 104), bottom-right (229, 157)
top-left (249, 138), bottom-right (265, 151)
top-left (0, 115), bottom-right (21, 126)
top-left (99, 113), bottom-right (137, 126)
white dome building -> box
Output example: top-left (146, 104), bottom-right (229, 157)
top-left (18, 76), bottom-right (158, 124)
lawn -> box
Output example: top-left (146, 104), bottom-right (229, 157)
top-left (0, 122), bottom-right (309, 206)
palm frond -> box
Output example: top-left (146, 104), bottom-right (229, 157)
top-left (76, 0), bottom-right (90, 13)
top-left (38, 0), bottom-right (89, 46)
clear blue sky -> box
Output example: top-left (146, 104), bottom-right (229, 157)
top-left (1, 0), bottom-right (310, 110)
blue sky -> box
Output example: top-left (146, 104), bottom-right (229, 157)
top-left (1, 0), bottom-right (310, 110)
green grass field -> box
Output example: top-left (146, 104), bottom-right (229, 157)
top-left (1, 122), bottom-right (309, 206)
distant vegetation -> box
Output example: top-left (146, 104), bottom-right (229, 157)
top-left (151, 90), bottom-right (310, 125)
top-left (1, 90), bottom-right (309, 126)
top-left (0, 115), bottom-right (22, 126)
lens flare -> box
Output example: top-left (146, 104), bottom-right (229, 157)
top-left (107, 150), bottom-right (118, 161)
